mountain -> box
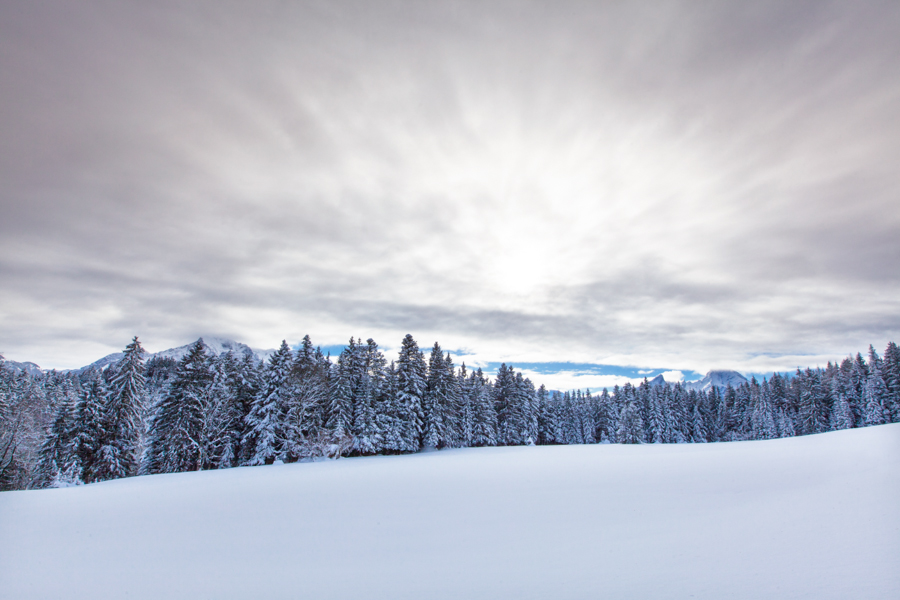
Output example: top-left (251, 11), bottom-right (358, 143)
top-left (0, 359), bottom-right (44, 376)
top-left (648, 374), bottom-right (667, 386)
top-left (647, 370), bottom-right (749, 390)
top-left (78, 337), bottom-right (275, 372)
top-left (683, 370), bottom-right (749, 392)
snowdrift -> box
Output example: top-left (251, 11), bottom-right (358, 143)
top-left (2, 424), bottom-right (898, 600)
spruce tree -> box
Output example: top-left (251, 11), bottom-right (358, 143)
top-left (72, 369), bottom-right (107, 483)
top-left (244, 340), bottom-right (293, 465)
top-left (470, 368), bottom-right (497, 447)
top-left (327, 340), bottom-right (355, 444)
top-left (351, 339), bottom-right (383, 455)
top-left (33, 392), bottom-right (79, 488)
top-left (94, 337), bottom-right (146, 481)
top-left (863, 360), bottom-right (889, 426)
top-left (143, 340), bottom-right (211, 474)
top-left (378, 361), bottom-right (405, 453)
top-left (616, 395), bottom-right (644, 444)
top-left (396, 334), bottom-right (427, 452)
top-left (424, 342), bottom-right (455, 449)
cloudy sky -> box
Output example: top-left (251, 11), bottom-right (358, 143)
top-left (1, 1), bottom-right (898, 387)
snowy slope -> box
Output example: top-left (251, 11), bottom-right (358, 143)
top-left (1, 425), bottom-right (898, 600)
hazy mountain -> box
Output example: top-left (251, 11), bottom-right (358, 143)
top-left (78, 337), bottom-right (275, 372)
top-left (0, 359), bottom-right (44, 376)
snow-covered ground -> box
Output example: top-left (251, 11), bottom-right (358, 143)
top-left (2, 425), bottom-right (898, 600)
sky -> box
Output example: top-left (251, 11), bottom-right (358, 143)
top-left (1, 1), bottom-right (899, 388)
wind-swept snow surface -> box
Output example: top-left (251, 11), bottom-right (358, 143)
top-left (2, 425), bottom-right (898, 600)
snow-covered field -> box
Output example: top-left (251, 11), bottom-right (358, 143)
top-left (2, 425), bottom-right (898, 600)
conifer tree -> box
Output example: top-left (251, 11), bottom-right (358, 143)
top-left (750, 378), bottom-right (777, 440)
top-left (73, 369), bottom-right (107, 483)
top-left (830, 372), bottom-right (854, 432)
top-left (94, 337), bottom-right (146, 481)
top-left (458, 364), bottom-right (475, 446)
top-left (863, 360), bottom-right (889, 426)
top-left (33, 392), bottom-right (79, 488)
top-left (647, 385), bottom-right (667, 443)
top-left (396, 334), bottom-right (427, 452)
top-left (882, 342), bottom-right (900, 422)
top-left (423, 342), bottom-right (454, 449)
top-left (617, 395), bottom-right (644, 444)
top-left (327, 340), bottom-right (355, 443)
top-left (378, 361), bottom-right (405, 453)
top-left (143, 340), bottom-right (211, 474)
top-left (284, 336), bottom-right (329, 459)
top-left (797, 368), bottom-right (829, 435)
top-left (351, 339), bottom-right (383, 455)
top-left (244, 340), bottom-right (293, 465)
top-left (690, 391), bottom-right (708, 443)
top-left (470, 368), bottom-right (497, 447)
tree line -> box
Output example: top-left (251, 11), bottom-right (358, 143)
top-left (1, 335), bottom-right (898, 490)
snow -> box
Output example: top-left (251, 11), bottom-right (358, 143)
top-left (77, 337), bottom-right (275, 372)
top-left (684, 369), bottom-right (750, 391)
top-left (2, 424), bottom-right (898, 600)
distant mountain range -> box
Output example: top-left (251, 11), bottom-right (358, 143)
top-left (3, 338), bottom-right (750, 390)
top-left (1, 359), bottom-right (44, 376)
top-left (76, 337), bottom-right (276, 372)
top-left (649, 370), bottom-right (749, 391)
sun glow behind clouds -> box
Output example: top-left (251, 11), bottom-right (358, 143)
top-left (0, 2), bottom-right (898, 370)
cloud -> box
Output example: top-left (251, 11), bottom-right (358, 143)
top-left (1, 1), bottom-right (898, 371)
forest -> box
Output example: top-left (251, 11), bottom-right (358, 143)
top-left (1, 334), bottom-right (898, 491)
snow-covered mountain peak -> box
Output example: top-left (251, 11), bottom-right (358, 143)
top-left (78, 337), bottom-right (275, 371)
top-left (684, 370), bottom-right (749, 392)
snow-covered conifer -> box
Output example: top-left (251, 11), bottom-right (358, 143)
top-left (396, 334), bottom-right (427, 452)
top-left (93, 337), bottom-right (146, 481)
top-left (72, 369), bottom-right (107, 483)
top-left (244, 340), bottom-right (293, 465)
top-left (143, 340), bottom-right (211, 474)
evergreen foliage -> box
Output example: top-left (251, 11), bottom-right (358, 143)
top-left (4, 337), bottom-right (899, 490)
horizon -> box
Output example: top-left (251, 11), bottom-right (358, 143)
top-left (5, 332), bottom-right (889, 393)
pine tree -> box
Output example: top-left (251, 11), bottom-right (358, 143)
top-left (199, 353), bottom-right (245, 469)
top-left (284, 336), bottom-right (329, 459)
top-left (458, 364), bottom-right (475, 446)
top-left (94, 337), bottom-right (146, 481)
top-left (830, 370), bottom-right (854, 431)
top-left (616, 395), bottom-right (644, 444)
top-left (750, 379), bottom-right (777, 440)
top-left (327, 340), bottom-right (355, 444)
top-left (863, 359), bottom-right (889, 426)
top-left (536, 384), bottom-right (557, 445)
top-left (470, 368), bottom-right (497, 447)
top-left (797, 369), bottom-right (829, 435)
top-left (73, 369), bottom-right (107, 483)
top-left (647, 385), bottom-right (667, 443)
top-left (143, 340), bottom-right (211, 474)
top-left (33, 391), bottom-right (79, 488)
top-left (396, 334), bottom-right (427, 452)
top-left (351, 339), bottom-right (383, 455)
top-left (517, 374), bottom-right (539, 445)
top-left (878, 342), bottom-right (900, 423)
top-left (690, 391), bottom-right (708, 443)
top-left (423, 343), bottom-right (458, 449)
top-left (494, 364), bottom-right (523, 445)
top-left (378, 361), bottom-right (405, 453)
top-left (244, 340), bottom-right (293, 465)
